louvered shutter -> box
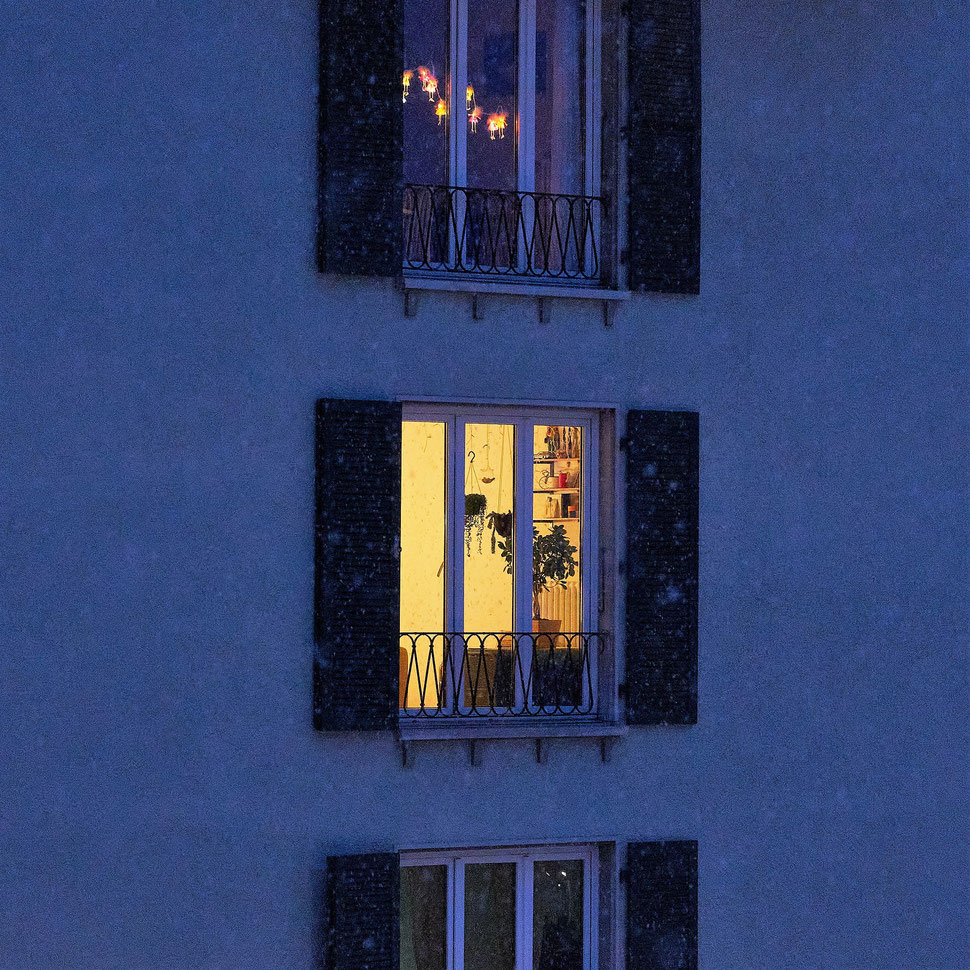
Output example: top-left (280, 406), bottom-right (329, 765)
top-left (624, 410), bottom-right (698, 724)
top-left (626, 841), bottom-right (698, 970)
top-left (627, 0), bottom-right (702, 293)
top-left (314, 398), bottom-right (402, 730)
top-left (325, 853), bottom-right (400, 970)
top-left (317, 0), bottom-right (403, 276)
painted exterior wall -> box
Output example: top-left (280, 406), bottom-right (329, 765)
top-left (2, 1), bottom-right (968, 967)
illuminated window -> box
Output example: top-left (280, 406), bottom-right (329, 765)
top-left (400, 405), bottom-right (602, 716)
top-left (401, 846), bottom-right (596, 970)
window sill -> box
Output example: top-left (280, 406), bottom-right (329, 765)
top-left (402, 274), bottom-right (630, 302)
top-left (397, 717), bottom-right (627, 742)
top-left (396, 718), bottom-right (626, 766)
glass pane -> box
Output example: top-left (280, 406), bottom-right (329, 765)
top-left (466, 2), bottom-right (517, 191)
top-left (404, 0), bottom-right (450, 266)
top-left (535, 0), bottom-right (585, 196)
top-left (404, 0), bottom-right (449, 187)
top-left (463, 424), bottom-right (515, 632)
top-left (465, 1), bottom-right (519, 272)
top-left (534, 0), bottom-right (586, 276)
top-left (463, 424), bottom-right (516, 709)
top-left (533, 860), bottom-right (584, 970)
top-left (401, 421), bottom-right (447, 711)
top-left (464, 863), bottom-right (516, 970)
top-left (532, 426), bottom-right (583, 708)
top-left (401, 866), bottom-right (447, 970)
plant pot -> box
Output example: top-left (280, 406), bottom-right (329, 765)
top-left (465, 493), bottom-right (487, 517)
top-left (532, 618), bottom-right (562, 634)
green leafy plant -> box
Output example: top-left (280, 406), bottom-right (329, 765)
top-left (497, 524), bottom-right (578, 621)
top-left (465, 493), bottom-right (487, 555)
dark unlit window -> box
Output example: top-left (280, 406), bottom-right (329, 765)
top-left (401, 0), bottom-right (602, 281)
top-left (401, 848), bottom-right (595, 970)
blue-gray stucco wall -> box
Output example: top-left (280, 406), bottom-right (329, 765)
top-left (2, 1), bottom-right (968, 967)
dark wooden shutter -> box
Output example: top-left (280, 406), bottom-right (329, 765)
top-left (325, 853), bottom-right (400, 970)
top-left (624, 410), bottom-right (698, 724)
top-left (627, 0), bottom-right (701, 293)
top-left (317, 0), bottom-right (403, 276)
top-left (626, 841), bottom-right (698, 970)
top-left (314, 398), bottom-right (402, 730)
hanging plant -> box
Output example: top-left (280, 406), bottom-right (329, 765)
top-left (487, 510), bottom-right (513, 554)
top-left (465, 493), bottom-right (487, 555)
top-left (464, 448), bottom-right (489, 555)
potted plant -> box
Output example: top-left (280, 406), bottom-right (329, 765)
top-left (531, 524), bottom-right (577, 633)
top-left (496, 523), bottom-right (578, 633)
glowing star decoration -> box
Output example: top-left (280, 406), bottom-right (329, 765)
top-left (465, 84), bottom-right (475, 111)
top-left (487, 110), bottom-right (507, 140)
top-left (435, 98), bottom-right (447, 125)
top-left (468, 105), bottom-right (482, 133)
top-left (402, 70), bottom-right (412, 102)
top-left (417, 66), bottom-right (438, 101)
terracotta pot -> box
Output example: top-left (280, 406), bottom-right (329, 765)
top-left (532, 618), bottom-right (562, 634)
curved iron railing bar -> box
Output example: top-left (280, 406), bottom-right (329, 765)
top-left (399, 632), bottom-right (603, 718)
top-left (402, 185), bottom-right (603, 281)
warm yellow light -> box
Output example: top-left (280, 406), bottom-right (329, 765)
top-left (402, 69), bottom-right (412, 102)
top-left (469, 106), bottom-right (482, 133)
top-left (487, 110), bottom-right (507, 140)
top-left (466, 84), bottom-right (475, 110)
top-left (436, 98), bottom-right (447, 124)
top-left (418, 66), bottom-right (438, 101)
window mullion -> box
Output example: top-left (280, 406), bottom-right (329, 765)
top-left (516, 0), bottom-right (536, 275)
top-left (451, 0), bottom-right (467, 186)
top-left (452, 859), bottom-right (465, 970)
top-left (451, 0), bottom-right (467, 270)
top-left (450, 414), bottom-right (464, 635)
top-left (512, 420), bottom-right (532, 709)
top-left (518, 858), bottom-right (533, 970)
top-left (452, 415), bottom-right (467, 712)
top-left (586, 0), bottom-right (600, 199)
top-left (517, 0), bottom-right (536, 193)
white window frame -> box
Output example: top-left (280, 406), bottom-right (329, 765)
top-left (442, 0), bottom-right (601, 201)
top-left (402, 402), bottom-right (600, 641)
top-left (401, 844), bottom-right (599, 970)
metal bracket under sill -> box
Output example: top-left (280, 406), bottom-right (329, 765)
top-left (396, 719), bottom-right (627, 768)
top-left (401, 275), bottom-right (629, 327)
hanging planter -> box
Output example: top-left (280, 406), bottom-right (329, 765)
top-left (487, 509), bottom-right (513, 554)
top-left (465, 493), bottom-right (487, 555)
top-left (464, 450), bottom-right (487, 556)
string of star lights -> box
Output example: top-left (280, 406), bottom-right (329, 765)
top-left (402, 66), bottom-right (510, 141)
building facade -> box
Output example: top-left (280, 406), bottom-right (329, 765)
top-left (2, 0), bottom-right (969, 967)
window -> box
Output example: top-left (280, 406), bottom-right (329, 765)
top-left (399, 404), bottom-right (604, 718)
top-left (313, 398), bottom-right (697, 735)
top-left (324, 843), bottom-right (696, 970)
top-left (318, 0), bottom-right (701, 293)
top-left (401, 846), bottom-right (597, 970)
top-left (401, 0), bottom-right (602, 282)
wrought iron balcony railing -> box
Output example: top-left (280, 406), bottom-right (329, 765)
top-left (403, 184), bottom-right (603, 283)
top-left (399, 632), bottom-right (604, 718)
